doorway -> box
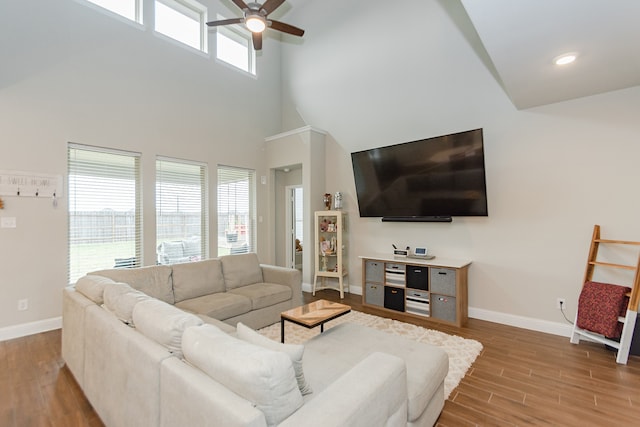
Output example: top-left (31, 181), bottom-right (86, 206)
top-left (286, 185), bottom-right (304, 272)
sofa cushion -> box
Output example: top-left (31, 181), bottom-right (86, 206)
top-left (237, 322), bottom-right (312, 395)
top-left (76, 274), bottom-right (116, 305)
top-left (103, 282), bottom-right (152, 325)
top-left (175, 292), bottom-right (251, 320)
top-left (220, 253), bottom-right (263, 290)
top-left (172, 259), bottom-right (225, 303)
top-left (227, 283), bottom-right (292, 310)
top-left (92, 265), bottom-right (175, 304)
top-left (132, 299), bottom-right (203, 359)
top-left (182, 324), bottom-right (303, 427)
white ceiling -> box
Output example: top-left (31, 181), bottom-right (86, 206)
top-left (282, 0), bottom-right (640, 110)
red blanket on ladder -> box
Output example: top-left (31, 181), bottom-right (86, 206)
top-left (576, 281), bottom-right (631, 338)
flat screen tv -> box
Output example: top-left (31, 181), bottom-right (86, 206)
top-left (351, 128), bottom-right (488, 222)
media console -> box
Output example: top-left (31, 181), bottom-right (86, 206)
top-left (359, 254), bottom-right (471, 327)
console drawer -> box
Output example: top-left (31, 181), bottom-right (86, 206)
top-left (406, 265), bottom-right (428, 290)
top-left (384, 286), bottom-right (405, 312)
top-left (385, 263), bottom-right (406, 287)
top-left (365, 260), bottom-right (384, 282)
top-left (430, 268), bottom-right (456, 295)
top-left (365, 283), bottom-right (384, 307)
top-left (431, 294), bottom-right (456, 323)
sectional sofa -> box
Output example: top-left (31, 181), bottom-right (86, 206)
top-left (62, 253), bottom-right (449, 426)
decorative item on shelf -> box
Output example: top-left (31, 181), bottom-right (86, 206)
top-left (320, 218), bottom-right (328, 232)
top-left (295, 239), bottom-right (303, 252)
top-left (321, 256), bottom-right (328, 271)
top-left (321, 239), bottom-right (333, 255)
top-left (323, 193), bottom-right (332, 210)
top-left (334, 192), bottom-right (343, 210)
top-left (327, 222), bottom-right (335, 232)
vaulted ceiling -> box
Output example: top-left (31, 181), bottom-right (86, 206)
top-left (283, 0), bottom-right (640, 110)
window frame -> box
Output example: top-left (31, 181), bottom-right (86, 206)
top-left (84, 0), bottom-right (143, 24)
top-left (154, 0), bottom-right (208, 53)
top-left (215, 15), bottom-right (257, 75)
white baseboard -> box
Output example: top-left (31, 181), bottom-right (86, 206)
top-left (468, 307), bottom-right (574, 337)
top-left (0, 316), bottom-right (62, 342)
top-left (0, 300), bottom-right (572, 342)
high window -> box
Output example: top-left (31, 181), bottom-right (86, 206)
top-left (217, 166), bottom-right (256, 255)
top-left (155, 0), bottom-right (208, 52)
top-left (156, 158), bottom-right (208, 265)
top-left (216, 17), bottom-right (256, 75)
top-left (86, 0), bottom-right (142, 23)
top-left (67, 144), bottom-right (142, 283)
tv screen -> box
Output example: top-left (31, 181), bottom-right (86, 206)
top-left (351, 128), bottom-right (488, 220)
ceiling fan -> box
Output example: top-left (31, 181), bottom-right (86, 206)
top-left (206, 0), bottom-right (305, 51)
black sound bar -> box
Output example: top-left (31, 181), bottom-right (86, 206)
top-left (381, 216), bottom-right (453, 223)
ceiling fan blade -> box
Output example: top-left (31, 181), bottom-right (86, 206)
top-left (269, 20), bottom-right (305, 37)
top-left (252, 32), bottom-right (263, 50)
top-left (206, 17), bottom-right (244, 27)
top-left (261, 0), bottom-right (285, 15)
top-left (231, 0), bottom-right (250, 11)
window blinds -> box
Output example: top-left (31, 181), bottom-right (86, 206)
top-left (217, 165), bottom-right (256, 255)
top-left (156, 157), bottom-right (208, 264)
top-left (67, 144), bottom-right (142, 283)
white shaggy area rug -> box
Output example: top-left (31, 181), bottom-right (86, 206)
top-left (258, 310), bottom-right (483, 398)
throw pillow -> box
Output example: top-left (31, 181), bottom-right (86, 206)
top-left (236, 322), bottom-right (312, 395)
top-left (103, 282), bottom-right (151, 325)
top-left (182, 324), bottom-right (303, 427)
top-left (132, 299), bottom-right (203, 359)
top-left (75, 274), bottom-right (116, 305)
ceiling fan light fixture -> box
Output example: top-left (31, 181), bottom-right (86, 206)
top-left (246, 15), bottom-right (266, 33)
top-left (554, 52), bottom-right (578, 66)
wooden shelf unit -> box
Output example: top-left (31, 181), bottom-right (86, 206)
top-left (313, 210), bottom-right (348, 298)
top-left (360, 254), bottom-right (471, 327)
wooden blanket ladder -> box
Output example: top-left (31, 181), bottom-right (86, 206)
top-left (570, 225), bottom-right (640, 364)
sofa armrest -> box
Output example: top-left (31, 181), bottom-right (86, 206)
top-left (260, 264), bottom-right (302, 306)
top-left (278, 352), bottom-right (408, 427)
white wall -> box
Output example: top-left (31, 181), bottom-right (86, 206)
top-left (0, 0), bottom-right (283, 332)
top-left (281, 0), bottom-right (640, 332)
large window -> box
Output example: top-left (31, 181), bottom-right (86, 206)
top-left (216, 17), bottom-right (256, 75)
top-left (68, 144), bottom-right (142, 283)
top-left (86, 0), bottom-right (142, 23)
top-left (155, 0), bottom-right (207, 52)
top-left (156, 157), bottom-right (208, 265)
top-left (217, 166), bottom-right (256, 255)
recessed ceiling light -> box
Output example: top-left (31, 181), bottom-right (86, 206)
top-left (554, 52), bottom-right (578, 66)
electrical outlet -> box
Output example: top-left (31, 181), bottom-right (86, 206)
top-left (556, 298), bottom-right (566, 310)
top-left (18, 299), bottom-right (28, 311)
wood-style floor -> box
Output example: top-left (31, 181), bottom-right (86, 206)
top-left (1, 290), bottom-right (639, 426)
